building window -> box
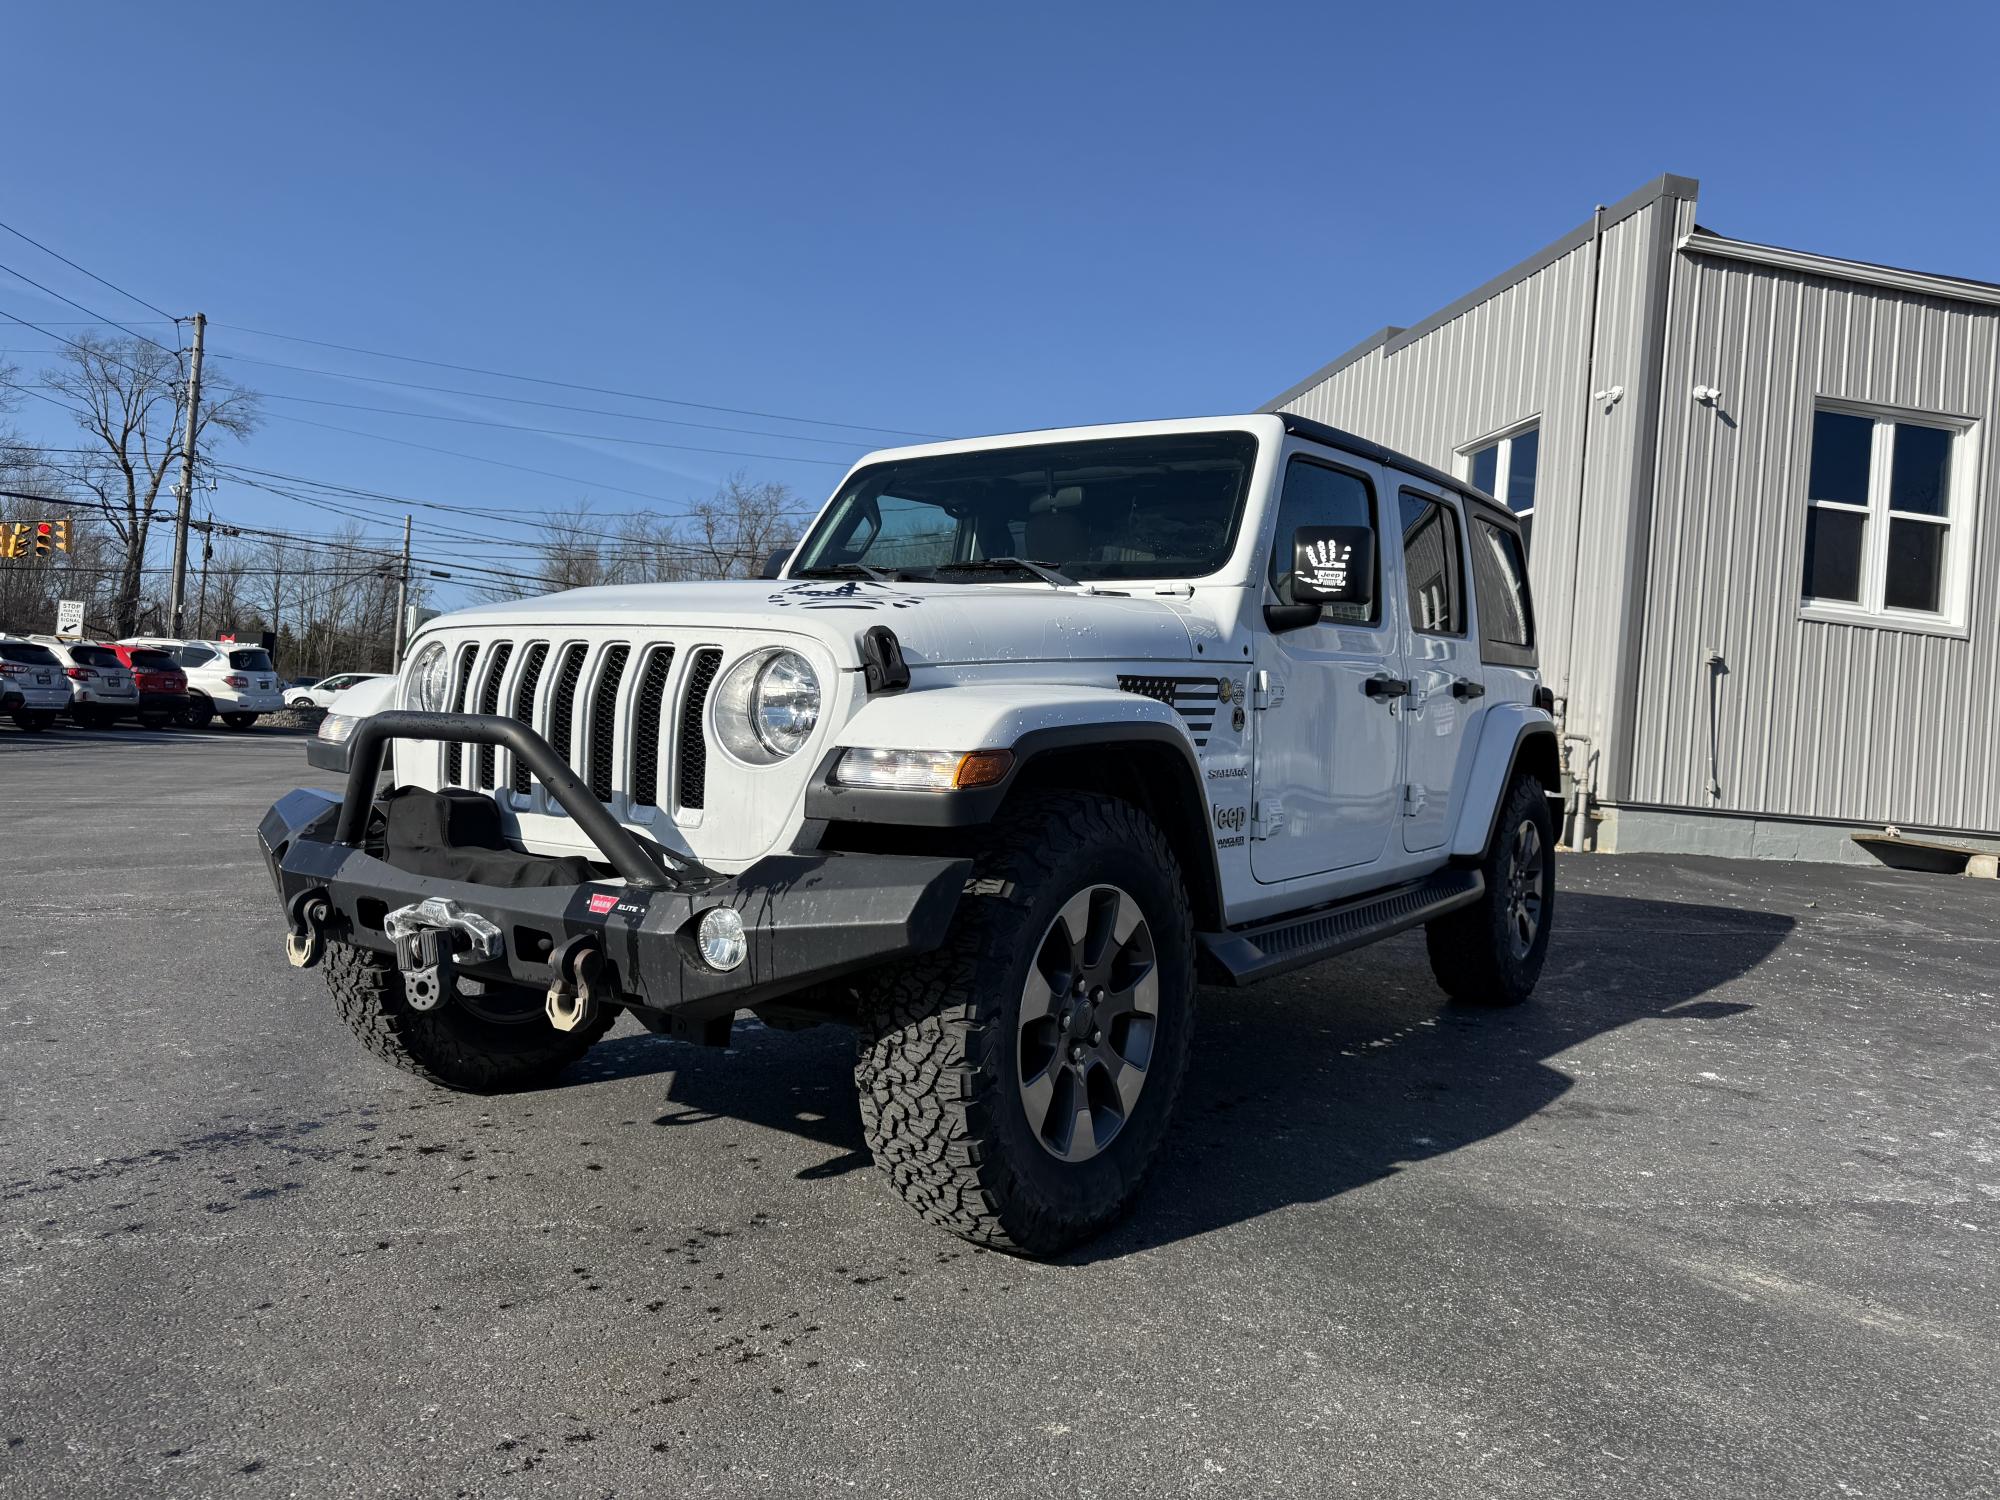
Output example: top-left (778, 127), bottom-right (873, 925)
top-left (1462, 423), bottom-right (1540, 550)
top-left (1801, 404), bottom-right (1970, 627)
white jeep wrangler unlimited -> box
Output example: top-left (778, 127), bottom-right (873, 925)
top-left (263, 413), bottom-right (1557, 1255)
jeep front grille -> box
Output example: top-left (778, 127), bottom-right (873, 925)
top-left (438, 636), bottom-right (729, 818)
top-left (677, 648), bottom-right (723, 811)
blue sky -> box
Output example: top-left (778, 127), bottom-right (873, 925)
top-left (4, 1), bottom-right (1996, 601)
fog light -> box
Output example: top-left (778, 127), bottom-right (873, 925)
top-left (696, 906), bottom-right (746, 971)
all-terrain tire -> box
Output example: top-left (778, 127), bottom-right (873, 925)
top-left (855, 791), bottom-right (1196, 1256)
top-left (324, 940), bottom-right (616, 1092)
top-left (1425, 774), bottom-right (1555, 1005)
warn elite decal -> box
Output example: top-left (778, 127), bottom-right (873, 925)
top-left (587, 892), bottom-right (618, 916)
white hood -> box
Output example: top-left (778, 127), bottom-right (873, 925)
top-left (428, 578), bottom-right (1201, 670)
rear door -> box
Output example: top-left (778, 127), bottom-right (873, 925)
top-left (1394, 482), bottom-right (1483, 854)
top-left (1250, 448), bottom-right (1405, 884)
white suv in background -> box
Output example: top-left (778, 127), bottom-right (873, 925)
top-left (0, 637), bottom-right (72, 732)
top-left (123, 638), bottom-right (285, 730)
top-left (29, 638), bottom-right (139, 728)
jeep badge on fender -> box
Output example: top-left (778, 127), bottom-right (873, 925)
top-left (260, 413), bottom-right (1557, 1257)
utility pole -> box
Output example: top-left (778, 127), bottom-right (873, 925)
top-left (391, 513), bottom-right (412, 668)
top-left (167, 312), bottom-right (206, 637)
top-left (195, 510), bottom-right (214, 638)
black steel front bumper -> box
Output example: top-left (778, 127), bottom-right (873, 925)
top-left (261, 710), bottom-right (970, 1020)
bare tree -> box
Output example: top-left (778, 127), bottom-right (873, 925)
top-left (681, 473), bottom-right (799, 579)
top-left (43, 334), bottom-right (260, 636)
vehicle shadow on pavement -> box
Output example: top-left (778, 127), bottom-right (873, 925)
top-left (1069, 890), bottom-right (1792, 1263)
top-left (562, 890), bottom-right (1791, 1257)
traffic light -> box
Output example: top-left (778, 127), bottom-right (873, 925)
top-left (2, 522), bottom-right (28, 559)
top-left (34, 521), bottom-right (52, 558)
top-left (52, 518), bottom-right (70, 552)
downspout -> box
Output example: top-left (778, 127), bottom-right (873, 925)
top-left (1559, 204), bottom-right (1607, 850)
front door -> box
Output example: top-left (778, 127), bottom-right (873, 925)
top-left (1250, 449), bottom-right (1405, 884)
top-left (1394, 484), bottom-right (1484, 853)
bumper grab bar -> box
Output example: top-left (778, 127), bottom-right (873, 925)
top-left (335, 709), bottom-right (706, 891)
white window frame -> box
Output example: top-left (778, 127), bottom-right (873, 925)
top-left (1457, 418), bottom-right (1541, 527)
top-left (1799, 397), bottom-right (1978, 638)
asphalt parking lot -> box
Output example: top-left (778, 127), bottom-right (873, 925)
top-left (3, 724), bottom-right (1996, 1498)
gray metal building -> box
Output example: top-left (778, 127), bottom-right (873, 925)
top-left (1264, 172), bottom-right (1999, 861)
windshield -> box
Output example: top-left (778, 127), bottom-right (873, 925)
top-left (70, 645), bottom-right (122, 668)
top-left (0, 641), bottom-right (60, 666)
top-left (128, 650), bottom-right (177, 670)
top-left (791, 431), bottom-right (1260, 583)
top-left (229, 649), bottom-right (275, 672)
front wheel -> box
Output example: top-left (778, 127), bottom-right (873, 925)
top-left (323, 941), bottom-right (616, 1092)
top-left (856, 792), bottom-right (1195, 1256)
top-left (221, 712), bottom-right (258, 731)
top-left (1425, 774), bottom-right (1555, 1005)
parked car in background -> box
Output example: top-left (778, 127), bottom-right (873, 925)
top-left (29, 638), bottom-right (139, 728)
top-left (107, 643), bottom-right (192, 729)
top-left (285, 672), bottom-right (387, 709)
top-left (120, 638), bottom-right (285, 730)
top-left (0, 638), bottom-right (70, 732)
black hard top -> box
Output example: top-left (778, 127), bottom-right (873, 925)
top-left (1274, 413), bottom-right (1517, 527)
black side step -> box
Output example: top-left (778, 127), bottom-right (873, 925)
top-left (1196, 868), bottom-right (1484, 987)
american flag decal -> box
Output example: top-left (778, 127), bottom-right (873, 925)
top-left (1117, 674), bottom-right (1226, 747)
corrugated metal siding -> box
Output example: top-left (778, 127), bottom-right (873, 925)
top-left (1628, 245), bottom-right (2000, 831)
top-left (1275, 199), bottom-right (1673, 758)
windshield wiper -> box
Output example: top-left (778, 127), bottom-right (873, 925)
top-left (790, 561), bottom-right (900, 583)
top-left (932, 557), bottom-right (1078, 589)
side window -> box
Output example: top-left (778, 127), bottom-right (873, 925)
top-left (1470, 517), bottom-right (1536, 665)
top-left (177, 647), bottom-right (215, 668)
top-left (1397, 492), bottom-right (1466, 635)
top-left (1268, 456), bottom-right (1379, 625)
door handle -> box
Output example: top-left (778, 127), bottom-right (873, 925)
top-left (1450, 678), bottom-right (1486, 700)
top-left (1363, 675), bottom-right (1411, 701)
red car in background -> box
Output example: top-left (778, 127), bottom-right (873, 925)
top-left (108, 643), bottom-right (192, 729)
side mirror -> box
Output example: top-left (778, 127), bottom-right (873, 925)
top-left (1290, 526), bottom-right (1375, 610)
top-left (760, 548), bottom-right (794, 580)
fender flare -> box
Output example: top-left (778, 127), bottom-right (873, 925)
top-left (1448, 706), bottom-right (1561, 860)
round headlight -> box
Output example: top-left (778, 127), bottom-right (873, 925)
top-left (403, 640), bottom-right (449, 712)
top-left (712, 648), bottom-right (820, 765)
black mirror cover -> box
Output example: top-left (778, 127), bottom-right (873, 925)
top-left (1291, 526), bottom-right (1375, 607)
top-left (760, 548), bottom-right (793, 580)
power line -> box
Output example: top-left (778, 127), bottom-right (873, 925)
top-left (207, 349), bottom-right (877, 448)
top-left (255, 391), bottom-right (853, 464)
top-left (0, 217), bottom-right (178, 321)
top-left (0, 254), bottom-right (180, 356)
top-left (213, 321), bottom-right (943, 440)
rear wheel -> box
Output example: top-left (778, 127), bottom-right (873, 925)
top-left (221, 712), bottom-right (257, 731)
top-left (71, 707), bottom-right (104, 730)
top-left (183, 697), bottom-right (214, 730)
top-left (1425, 774), bottom-right (1555, 1005)
top-left (139, 713), bottom-right (170, 731)
top-left (13, 711), bottom-right (51, 733)
top-left (323, 941), bottom-right (616, 1092)
top-left (855, 792), bottom-right (1195, 1256)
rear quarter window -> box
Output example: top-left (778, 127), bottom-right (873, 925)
top-left (1470, 516), bottom-right (1537, 667)
top-left (176, 647), bottom-right (216, 667)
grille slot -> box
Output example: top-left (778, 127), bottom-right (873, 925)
top-left (677, 648), bottom-right (723, 811)
top-left (444, 645), bottom-right (478, 783)
top-left (587, 645), bottom-right (631, 802)
top-left (473, 641), bottom-right (514, 788)
top-left (546, 643), bottom-right (588, 773)
top-left (509, 643), bottom-right (549, 795)
top-left (629, 646), bottom-right (676, 808)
